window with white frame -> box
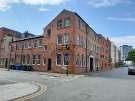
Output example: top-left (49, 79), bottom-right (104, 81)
top-left (38, 39), bottom-right (42, 47)
top-left (37, 55), bottom-right (41, 64)
top-left (57, 35), bottom-right (62, 45)
top-left (24, 41), bottom-right (28, 48)
top-left (64, 18), bottom-right (71, 27)
top-left (64, 33), bottom-right (69, 44)
top-left (27, 55), bottom-right (30, 64)
top-left (76, 54), bottom-right (79, 66)
top-left (57, 19), bottom-right (62, 29)
top-left (64, 53), bottom-right (69, 65)
top-left (32, 55), bottom-right (36, 65)
top-left (33, 40), bottom-right (38, 48)
top-left (56, 53), bottom-right (61, 65)
top-left (28, 40), bottom-right (31, 48)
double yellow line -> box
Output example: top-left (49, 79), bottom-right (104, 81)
top-left (14, 82), bottom-right (47, 101)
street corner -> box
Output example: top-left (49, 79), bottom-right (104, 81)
top-left (14, 82), bottom-right (47, 101)
top-left (0, 82), bottom-right (47, 101)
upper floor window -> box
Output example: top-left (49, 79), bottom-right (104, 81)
top-left (16, 43), bottom-right (19, 50)
top-left (57, 19), bottom-right (62, 29)
top-left (33, 40), bottom-right (38, 48)
top-left (22, 42), bottom-right (24, 49)
top-left (47, 29), bottom-right (51, 38)
top-left (64, 18), bottom-right (71, 27)
top-left (57, 35), bottom-right (62, 45)
top-left (38, 39), bottom-right (42, 47)
top-left (28, 40), bottom-right (31, 48)
top-left (64, 33), bottom-right (69, 44)
top-left (24, 41), bottom-right (28, 48)
top-left (44, 45), bottom-right (48, 50)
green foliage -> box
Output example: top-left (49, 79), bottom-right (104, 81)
top-left (127, 49), bottom-right (135, 64)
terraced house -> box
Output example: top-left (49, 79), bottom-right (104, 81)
top-left (0, 27), bottom-right (35, 68)
top-left (10, 9), bottom-right (112, 74)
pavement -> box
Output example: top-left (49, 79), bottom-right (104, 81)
top-left (0, 82), bottom-right (39, 101)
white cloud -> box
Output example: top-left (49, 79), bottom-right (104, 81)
top-left (88, 0), bottom-right (131, 8)
top-left (108, 17), bottom-right (135, 23)
top-left (111, 35), bottom-right (135, 48)
top-left (0, 0), bottom-right (68, 11)
top-left (21, 0), bottom-right (68, 6)
top-left (38, 7), bottom-right (49, 12)
top-left (0, 0), bottom-right (19, 11)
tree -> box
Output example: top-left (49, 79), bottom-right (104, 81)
top-left (126, 50), bottom-right (135, 64)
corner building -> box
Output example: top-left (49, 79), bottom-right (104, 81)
top-left (11, 10), bottom-right (112, 74)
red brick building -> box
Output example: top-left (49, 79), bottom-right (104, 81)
top-left (10, 9), bottom-right (112, 74)
top-left (0, 27), bottom-right (35, 68)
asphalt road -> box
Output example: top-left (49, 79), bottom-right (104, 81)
top-left (0, 67), bottom-right (135, 101)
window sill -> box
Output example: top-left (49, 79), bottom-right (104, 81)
top-left (56, 64), bottom-right (62, 66)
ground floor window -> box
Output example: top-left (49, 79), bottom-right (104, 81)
top-left (37, 55), bottom-right (41, 64)
top-left (32, 55), bottom-right (36, 65)
top-left (76, 54), bottom-right (79, 66)
top-left (64, 53), bottom-right (69, 65)
top-left (27, 55), bottom-right (30, 64)
top-left (57, 54), bottom-right (61, 65)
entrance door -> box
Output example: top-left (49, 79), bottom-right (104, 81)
top-left (90, 57), bottom-right (93, 71)
top-left (48, 59), bottom-right (51, 71)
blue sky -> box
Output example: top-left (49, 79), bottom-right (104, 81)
top-left (0, 0), bottom-right (135, 47)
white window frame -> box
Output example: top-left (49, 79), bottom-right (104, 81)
top-left (63, 53), bottom-right (69, 66)
top-left (64, 18), bottom-right (71, 27)
top-left (37, 55), bottom-right (41, 65)
top-left (64, 33), bottom-right (69, 45)
top-left (57, 35), bottom-right (63, 45)
top-left (56, 53), bottom-right (62, 66)
top-left (32, 55), bottom-right (36, 65)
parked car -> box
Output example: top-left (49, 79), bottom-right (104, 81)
top-left (128, 67), bottom-right (135, 75)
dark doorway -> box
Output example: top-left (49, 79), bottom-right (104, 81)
top-left (90, 57), bottom-right (93, 71)
top-left (48, 58), bottom-right (51, 71)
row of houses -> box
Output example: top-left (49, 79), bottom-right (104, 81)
top-left (0, 9), bottom-right (120, 74)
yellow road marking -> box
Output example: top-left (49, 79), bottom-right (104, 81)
top-left (14, 82), bottom-right (47, 101)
